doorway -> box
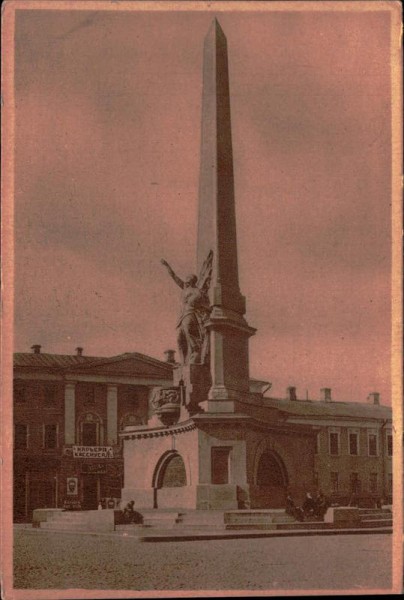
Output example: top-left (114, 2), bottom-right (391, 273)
top-left (82, 475), bottom-right (99, 510)
top-left (252, 451), bottom-right (288, 508)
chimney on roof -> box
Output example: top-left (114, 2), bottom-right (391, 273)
top-left (31, 344), bottom-right (41, 354)
top-left (320, 387), bottom-right (332, 402)
top-left (164, 349), bottom-right (176, 364)
top-left (368, 392), bottom-right (380, 405)
top-left (286, 386), bottom-right (297, 401)
top-left (75, 347), bottom-right (83, 357)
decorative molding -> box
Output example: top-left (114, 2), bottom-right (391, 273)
top-left (120, 421), bottom-right (196, 441)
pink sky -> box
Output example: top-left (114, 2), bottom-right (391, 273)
top-left (14, 8), bottom-right (392, 403)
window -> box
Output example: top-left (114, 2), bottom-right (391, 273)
top-left (15, 424), bottom-right (28, 449)
top-left (386, 433), bottom-right (393, 457)
top-left (350, 472), bottom-right (361, 494)
top-left (83, 385), bottom-right (95, 405)
top-left (44, 385), bottom-right (57, 406)
top-left (211, 447), bottom-right (231, 484)
top-left (369, 473), bottom-right (378, 494)
top-left (314, 471), bottom-right (319, 489)
top-left (44, 424), bottom-right (58, 449)
top-left (368, 430), bottom-right (378, 456)
top-left (78, 412), bottom-right (102, 445)
top-left (348, 431), bottom-right (359, 456)
top-left (330, 472), bottom-right (339, 492)
top-left (387, 473), bottom-right (393, 494)
top-left (82, 422), bottom-right (98, 446)
top-left (329, 430), bottom-right (340, 455)
top-left (14, 384), bottom-right (26, 403)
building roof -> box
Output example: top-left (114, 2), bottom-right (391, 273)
top-left (263, 397), bottom-right (391, 420)
top-left (13, 351), bottom-right (174, 378)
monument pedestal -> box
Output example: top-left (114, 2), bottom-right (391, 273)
top-left (173, 364), bottom-right (211, 415)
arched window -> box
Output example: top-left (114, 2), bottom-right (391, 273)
top-left (155, 452), bottom-right (187, 488)
top-left (77, 412), bottom-right (103, 446)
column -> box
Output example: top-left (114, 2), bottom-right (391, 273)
top-left (64, 382), bottom-right (76, 445)
top-left (196, 19), bottom-right (256, 406)
top-left (107, 384), bottom-right (118, 445)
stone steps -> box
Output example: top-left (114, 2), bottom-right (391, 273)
top-left (175, 511), bottom-right (225, 528)
top-left (224, 510), bottom-right (295, 529)
top-left (39, 507), bottom-right (393, 534)
top-left (41, 521), bottom-right (90, 531)
top-left (358, 519), bottom-right (393, 528)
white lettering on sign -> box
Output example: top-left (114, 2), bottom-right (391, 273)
top-left (72, 446), bottom-right (114, 459)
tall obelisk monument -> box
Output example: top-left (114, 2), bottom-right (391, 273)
top-left (197, 19), bottom-right (255, 411)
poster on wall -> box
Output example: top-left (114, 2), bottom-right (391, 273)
top-left (66, 477), bottom-right (78, 496)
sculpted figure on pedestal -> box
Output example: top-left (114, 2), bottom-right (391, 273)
top-left (161, 250), bottom-right (213, 365)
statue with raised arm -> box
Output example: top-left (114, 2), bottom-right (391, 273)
top-left (160, 250), bottom-right (213, 365)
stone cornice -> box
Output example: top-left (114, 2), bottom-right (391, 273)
top-left (119, 420), bottom-right (197, 440)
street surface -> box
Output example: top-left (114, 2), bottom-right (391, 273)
top-left (14, 529), bottom-right (391, 592)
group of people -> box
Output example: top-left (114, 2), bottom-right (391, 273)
top-left (285, 491), bottom-right (329, 522)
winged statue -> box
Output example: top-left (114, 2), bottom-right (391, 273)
top-left (160, 250), bottom-right (213, 365)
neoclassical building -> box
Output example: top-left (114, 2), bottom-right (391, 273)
top-left (13, 346), bottom-right (391, 520)
top-left (13, 345), bottom-right (173, 520)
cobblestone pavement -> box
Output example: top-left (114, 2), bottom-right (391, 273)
top-left (14, 529), bottom-right (391, 592)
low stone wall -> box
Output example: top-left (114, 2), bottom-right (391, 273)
top-left (32, 508), bottom-right (64, 527)
top-left (197, 484), bottom-right (238, 510)
top-left (324, 507), bottom-right (361, 526)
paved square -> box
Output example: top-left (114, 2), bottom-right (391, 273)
top-left (14, 529), bottom-right (392, 592)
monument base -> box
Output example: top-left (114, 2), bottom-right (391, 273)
top-left (173, 364), bottom-right (211, 415)
top-left (121, 484), bottom-right (249, 510)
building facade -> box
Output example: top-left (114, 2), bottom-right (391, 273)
top-left (264, 387), bottom-right (392, 506)
top-left (13, 345), bottom-right (173, 521)
top-left (13, 347), bottom-right (392, 520)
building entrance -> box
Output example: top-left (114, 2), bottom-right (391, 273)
top-left (82, 475), bottom-right (99, 510)
top-left (252, 451), bottom-right (288, 508)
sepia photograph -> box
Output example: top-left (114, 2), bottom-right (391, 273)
top-left (1, 0), bottom-right (402, 597)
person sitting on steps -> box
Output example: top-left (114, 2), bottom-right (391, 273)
top-left (302, 492), bottom-right (316, 518)
top-left (314, 490), bottom-right (329, 518)
top-left (285, 491), bottom-right (304, 522)
top-left (123, 500), bottom-right (135, 523)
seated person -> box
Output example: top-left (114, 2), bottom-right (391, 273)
top-left (122, 500), bottom-right (135, 522)
top-left (285, 492), bottom-right (304, 522)
top-left (314, 491), bottom-right (329, 518)
top-left (122, 500), bottom-right (143, 525)
top-left (302, 492), bottom-right (316, 517)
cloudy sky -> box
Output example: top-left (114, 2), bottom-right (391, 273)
top-left (14, 6), bottom-right (392, 403)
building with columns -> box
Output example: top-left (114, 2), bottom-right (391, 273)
top-left (13, 345), bottom-right (391, 520)
top-left (13, 345), bottom-right (173, 521)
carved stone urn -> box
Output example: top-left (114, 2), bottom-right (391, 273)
top-left (151, 386), bottom-right (182, 427)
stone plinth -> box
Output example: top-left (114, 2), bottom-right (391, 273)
top-left (324, 507), bottom-right (361, 526)
top-left (32, 508), bottom-right (64, 527)
top-left (173, 364), bottom-right (211, 415)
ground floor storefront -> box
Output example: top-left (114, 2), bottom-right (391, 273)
top-left (14, 452), bottom-right (123, 521)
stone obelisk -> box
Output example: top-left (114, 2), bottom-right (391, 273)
top-left (197, 19), bottom-right (255, 412)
